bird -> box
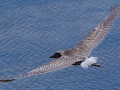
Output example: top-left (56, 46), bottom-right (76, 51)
top-left (0, 5), bottom-right (120, 82)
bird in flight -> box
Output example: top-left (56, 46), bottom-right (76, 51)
top-left (0, 5), bottom-right (120, 82)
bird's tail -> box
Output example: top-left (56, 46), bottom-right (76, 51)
top-left (81, 57), bottom-right (98, 69)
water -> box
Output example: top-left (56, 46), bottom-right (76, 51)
top-left (0, 0), bottom-right (120, 90)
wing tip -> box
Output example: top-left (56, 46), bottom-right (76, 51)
top-left (0, 79), bottom-right (16, 82)
top-left (111, 5), bottom-right (120, 12)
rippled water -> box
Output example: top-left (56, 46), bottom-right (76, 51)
top-left (0, 0), bottom-right (120, 90)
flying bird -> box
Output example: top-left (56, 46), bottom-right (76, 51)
top-left (0, 5), bottom-right (120, 82)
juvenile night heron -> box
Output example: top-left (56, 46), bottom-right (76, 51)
top-left (0, 5), bottom-right (120, 82)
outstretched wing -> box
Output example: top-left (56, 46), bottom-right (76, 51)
top-left (0, 6), bottom-right (120, 82)
top-left (0, 56), bottom-right (79, 82)
top-left (74, 5), bottom-right (120, 55)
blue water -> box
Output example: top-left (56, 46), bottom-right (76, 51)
top-left (0, 0), bottom-right (120, 90)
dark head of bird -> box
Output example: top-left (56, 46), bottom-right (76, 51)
top-left (49, 50), bottom-right (64, 58)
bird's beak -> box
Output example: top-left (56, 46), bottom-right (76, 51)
top-left (49, 55), bottom-right (55, 58)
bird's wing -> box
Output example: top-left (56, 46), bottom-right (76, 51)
top-left (0, 56), bottom-right (79, 82)
top-left (74, 5), bottom-right (120, 55)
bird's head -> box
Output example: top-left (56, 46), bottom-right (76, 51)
top-left (49, 50), bottom-right (64, 58)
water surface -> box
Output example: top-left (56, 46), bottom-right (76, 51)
top-left (0, 0), bottom-right (120, 90)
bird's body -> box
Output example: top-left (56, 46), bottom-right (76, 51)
top-left (0, 5), bottom-right (120, 82)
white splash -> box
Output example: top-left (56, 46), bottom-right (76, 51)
top-left (81, 57), bottom-right (98, 69)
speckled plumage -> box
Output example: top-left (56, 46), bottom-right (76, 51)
top-left (0, 5), bottom-right (120, 82)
